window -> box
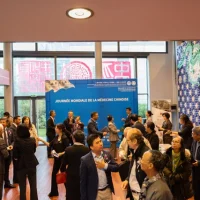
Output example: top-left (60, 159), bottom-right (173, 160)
top-left (0, 43), bottom-right (3, 51)
top-left (120, 41), bottom-right (167, 53)
top-left (138, 95), bottom-right (148, 118)
top-left (13, 58), bottom-right (55, 96)
top-left (38, 42), bottom-right (95, 51)
top-left (56, 58), bottom-right (95, 79)
top-left (102, 42), bottom-right (118, 52)
top-left (13, 43), bottom-right (36, 51)
top-left (137, 58), bottom-right (148, 117)
top-left (0, 57), bottom-right (3, 69)
top-left (0, 58), bottom-right (4, 97)
top-left (0, 99), bottom-right (4, 117)
top-left (102, 58), bottom-right (135, 79)
top-left (137, 58), bottom-right (148, 93)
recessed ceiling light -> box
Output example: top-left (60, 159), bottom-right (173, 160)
top-left (67, 8), bottom-right (93, 19)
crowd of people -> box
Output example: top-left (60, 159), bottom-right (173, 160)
top-left (0, 108), bottom-right (199, 200)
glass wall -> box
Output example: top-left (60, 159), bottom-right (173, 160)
top-left (38, 42), bottom-right (95, 51)
top-left (56, 58), bottom-right (95, 79)
top-left (13, 42), bottom-right (36, 51)
top-left (120, 41), bottom-right (166, 52)
top-left (3, 41), bottom-right (167, 127)
top-left (13, 57), bottom-right (55, 96)
top-left (0, 57), bottom-right (4, 116)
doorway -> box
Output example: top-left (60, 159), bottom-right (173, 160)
top-left (14, 97), bottom-right (46, 139)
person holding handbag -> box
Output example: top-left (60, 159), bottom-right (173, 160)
top-left (38, 123), bottom-right (69, 197)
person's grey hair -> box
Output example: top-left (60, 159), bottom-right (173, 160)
top-left (149, 150), bottom-right (165, 172)
top-left (127, 128), bottom-right (144, 144)
top-left (192, 126), bottom-right (200, 135)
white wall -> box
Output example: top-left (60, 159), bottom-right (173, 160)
top-left (148, 41), bottom-right (177, 104)
top-left (148, 41), bottom-right (178, 130)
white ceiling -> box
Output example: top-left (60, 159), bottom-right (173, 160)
top-left (0, 0), bottom-right (200, 42)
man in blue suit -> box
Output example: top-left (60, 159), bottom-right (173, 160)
top-left (87, 112), bottom-right (107, 138)
top-left (80, 134), bottom-right (119, 200)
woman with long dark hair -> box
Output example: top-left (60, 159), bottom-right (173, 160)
top-left (163, 136), bottom-right (194, 200)
top-left (172, 114), bottom-right (193, 149)
top-left (22, 116), bottom-right (38, 146)
top-left (13, 124), bottom-right (39, 200)
top-left (38, 123), bottom-right (69, 197)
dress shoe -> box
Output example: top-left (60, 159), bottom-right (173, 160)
top-left (48, 155), bottom-right (54, 158)
top-left (4, 184), bottom-right (16, 189)
top-left (48, 192), bottom-right (58, 197)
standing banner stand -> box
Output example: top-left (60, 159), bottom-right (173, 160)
top-left (45, 79), bottom-right (138, 147)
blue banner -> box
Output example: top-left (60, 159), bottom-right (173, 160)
top-left (45, 79), bottom-right (138, 147)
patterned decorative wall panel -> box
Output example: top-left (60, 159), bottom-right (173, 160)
top-left (177, 41), bottom-right (200, 126)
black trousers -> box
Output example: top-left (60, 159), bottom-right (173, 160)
top-left (4, 154), bottom-right (11, 185)
top-left (47, 133), bottom-right (55, 157)
top-left (50, 157), bottom-right (63, 196)
top-left (18, 167), bottom-right (38, 200)
top-left (0, 174), bottom-right (3, 200)
top-left (193, 178), bottom-right (200, 200)
top-left (13, 159), bottom-right (18, 183)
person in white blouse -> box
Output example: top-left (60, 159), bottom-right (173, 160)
top-left (22, 116), bottom-right (38, 146)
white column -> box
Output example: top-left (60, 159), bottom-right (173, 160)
top-left (3, 43), bottom-right (13, 115)
top-left (95, 42), bottom-right (102, 79)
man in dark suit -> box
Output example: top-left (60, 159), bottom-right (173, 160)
top-left (9, 115), bottom-right (21, 184)
top-left (80, 134), bottom-right (119, 200)
top-left (63, 111), bottom-right (75, 145)
top-left (46, 110), bottom-right (56, 158)
top-left (191, 126), bottom-right (200, 200)
top-left (131, 114), bottom-right (146, 135)
top-left (122, 107), bottom-right (132, 128)
top-left (60, 130), bottom-right (90, 200)
top-left (87, 112), bottom-right (107, 138)
top-left (1, 117), bottom-right (15, 188)
top-left (0, 125), bottom-right (9, 199)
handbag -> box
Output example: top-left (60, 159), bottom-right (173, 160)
top-left (56, 171), bottom-right (67, 184)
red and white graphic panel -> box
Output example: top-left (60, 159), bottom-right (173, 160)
top-left (102, 61), bottom-right (131, 79)
top-left (60, 61), bottom-right (92, 79)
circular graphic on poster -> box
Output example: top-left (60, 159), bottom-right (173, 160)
top-left (60, 61), bottom-right (92, 79)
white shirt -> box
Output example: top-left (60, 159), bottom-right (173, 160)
top-left (129, 159), bottom-right (141, 192)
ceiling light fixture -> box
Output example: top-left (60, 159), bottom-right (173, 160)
top-left (67, 8), bottom-right (93, 19)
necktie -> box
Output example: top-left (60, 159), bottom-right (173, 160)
top-left (3, 128), bottom-right (8, 146)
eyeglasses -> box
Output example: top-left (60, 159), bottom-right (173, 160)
top-left (171, 141), bottom-right (180, 144)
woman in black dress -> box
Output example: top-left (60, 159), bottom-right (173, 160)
top-left (172, 114), bottom-right (193, 150)
top-left (157, 112), bottom-right (172, 144)
top-left (39, 123), bottom-right (69, 197)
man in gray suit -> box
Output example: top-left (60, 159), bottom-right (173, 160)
top-left (0, 124), bottom-right (9, 199)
